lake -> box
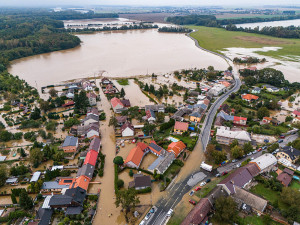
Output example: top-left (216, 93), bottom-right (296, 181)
top-left (8, 28), bottom-right (228, 89)
top-left (236, 19), bottom-right (300, 29)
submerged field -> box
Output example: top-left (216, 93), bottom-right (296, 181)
top-left (187, 26), bottom-right (300, 60)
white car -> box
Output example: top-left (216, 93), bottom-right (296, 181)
top-left (139, 220), bottom-right (145, 225)
top-left (145, 212), bottom-right (151, 221)
top-left (200, 182), bottom-right (206, 187)
top-left (167, 209), bottom-right (173, 217)
top-left (236, 163), bottom-right (241, 168)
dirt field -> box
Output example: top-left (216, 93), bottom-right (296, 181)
top-left (120, 13), bottom-right (174, 23)
top-left (235, 36), bottom-right (290, 45)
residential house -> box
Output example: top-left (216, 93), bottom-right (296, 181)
top-left (219, 80), bottom-right (231, 88)
top-left (214, 116), bottom-right (226, 128)
top-left (292, 117), bottom-right (300, 124)
top-left (76, 164), bottom-right (95, 180)
top-left (262, 84), bottom-right (279, 92)
top-left (84, 126), bottom-right (99, 139)
top-left (218, 167), bottom-right (254, 195)
top-left (243, 163), bottom-right (261, 177)
top-left (36, 208), bottom-right (53, 225)
top-left (220, 104), bottom-right (230, 114)
top-left (277, 172), bottom-right (292, 187)
top-left (30, 171), bottom-right (41, 183)
top-left (251, 87), bottom-right (261, 94)
top-left (41, 181), bottom-right (70, 193)
top-left (148, 151), bottom-right (175, 174)
top-left (208, 84), bottom-right (226, 96)
top-left (146, 109), bottom-right (156, 122)
top-left (62, 100), bottom-right (75, 108)
top-left (88, 137), bottom-right (101, 153)
top-left (62, 136), bottom-right (78, 153)
top-left (174, 121), bottom-right (189, 134)
top-left (104, 84), bottom-right (117, 94)
top-left (172, 107), bottom-right (192, 121)
top-left (70, 176), bottom-right (90, 191)
top-left (148, 141), bottom-right (166, 156)
top-left (145, 104), bottom-right (165, 113)
top-left (49, 187), bottom-right (86, 209)
top-left (121, 99), bottom-right (131, 108)
top-left (124, 145), bottom-right (146, 169)
top-left (121, 121), bottom-right (134, 137)
top-left (111, 97), bottom-right (125, 113)
top-left (115, 116), bottom-right (128, 126)
top-left (241, 94), bottom-right (259, 102)
top-left (81, 114), bottom-right (99, 126)
top-left (128, 174), bottom-right (151, 190)
top-left (250, 153), bottom-right (277, 173)
top-left (262, 117), bottom-right (272, 124)
top-left (233, 186), bottom-right (267, 213)
top-left (216, 126), bottom-right (251, 146)
top-left (84, 150), bottom-right (98, 166)
top-left (167, 141), bottom-right (186, 158)
top-left (81, 80), bottom-right (93, 91)
top-left (101, 77), bottom-right (111, 85)
top-left (189, 111), bottom-right (202, 123)
top-left (271, 118), bottom-right (280, 125)
top-left (86, 92), bottom-right (97, 106)
top-left (276, 146), bottom-right (300, 163)
top-left (6, 177), bottom-right (18, 185)
top-left (292, 110), bottom-right (300, 118)
top-left (233, 116), bottom-right (247, 126)
top-left (87, 107), bottom-right (99, 117)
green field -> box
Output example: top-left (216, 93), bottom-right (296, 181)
top-left (187, 26), bottom-right (300, 61)
top-left (290, 180), bottom-right (300, 190)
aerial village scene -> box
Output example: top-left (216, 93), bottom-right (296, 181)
top-left (0, 3), bottom-right (300, 225)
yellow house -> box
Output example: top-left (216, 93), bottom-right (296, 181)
top-left (174, 121), bottom-right (189, 134)
top-left (276, 146), bottom-right (300, 163)
top-left (189, 111), bottom-right (202, 123)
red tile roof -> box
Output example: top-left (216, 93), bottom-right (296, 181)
top-left (86, 92), bottom-right (97, 98)
top-left (137, 142), bottom-right (148, 151)
top-left (110, 97), bottom-right (124, 108)
top-left (277, 172), bottom-right (292, 187)
top-left (84, 150), bottom-right (98, 166)
top-left (124, 146), bottom-right (145, 167)
top-left (181, 198), bottom-right (211, 225)
top-left (71, 175), bottom-right (90, 190)
top-left (167, 141), bottom-right (186, 157)
top-left (234, 116), bottom-right (247, 121)
top-left (293, 110), bottom-right (300, 117)
top-left (174, 121), bottom-right (189, 131)
top-left (242, 94), bottom-right (259, 101)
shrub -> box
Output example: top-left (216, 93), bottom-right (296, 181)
top-left (136, 187), bottom-right (152, 194)
top-left (116, 179), bottom-right (124, 189)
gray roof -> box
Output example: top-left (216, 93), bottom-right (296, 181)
top-left (280, 146), bottom-right (300, 161)
top-left (6, 177), bottom-right (18, 183)
top-left (65, 187), bottom-right (87, 205)
top-left (82, 114), bottom-right (99, 123)
top-left (77, 164), bottom-right (95, 179)
top-left (156, 152), bottom-right (175, 174)
top-left (65, 206), bottom-right (83, 215)
top-left (189, 111), bottom-right (202, 118)
top-left (62, 136), bottom-right (78, 147)
top-left (145, 104), bottom-right (165, 112)
top-left (88, 137), bottom-right (101, 153)
top-left (41, 181), bottom-right (70, 190)
top-left (133, 174), bottom-right (151, 188)
top-left (49, 195), bottom-right (72, 206)
top-left (30, 171), bottom-right (41, 182)
top-left (37, 208), bottom-right (53, 225)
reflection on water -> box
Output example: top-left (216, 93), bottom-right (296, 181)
top-left (9, 29), bottom-right (228, 89)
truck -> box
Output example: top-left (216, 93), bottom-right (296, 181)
top-left (200, 162), bottom-right (213, 172)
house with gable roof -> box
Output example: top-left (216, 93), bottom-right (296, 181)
top-left (111, 97), bottom-right (125, 113)
top-left (121, 121), bottom-right (135, 137)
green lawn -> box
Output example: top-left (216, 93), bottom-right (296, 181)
top-left (187, 26), bottom-right (300, 61)
top-left (116, 79), bottom-right (129, 85)
top-left (250, 183), bottom-right (279, 205)
top-left (237, 215), bottom-right (281, 225)
top-left (290, 180), bottom-right (300, 190)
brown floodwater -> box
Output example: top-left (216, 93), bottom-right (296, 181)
top-left (8, 29), bottom-right (228, 89)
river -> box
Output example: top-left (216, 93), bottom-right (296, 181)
top-left (8, 28), bottom-right (228, 89)
top-left (236, 19), bottom-right (300, 29)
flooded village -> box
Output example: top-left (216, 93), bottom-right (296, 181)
top-left (0, 6), bottom-right (300, 225)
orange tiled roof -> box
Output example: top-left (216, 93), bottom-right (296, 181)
top-left (242, 94), bottom-right (259, 101)
top-left (71, 175), bottom-right (90, 190)
top-left (167, 141), bottom-right (186, 157)
top-left (110, 97), bottom-right (124, 108)
top-left (174, 121), bottom-right (189, 131)
top-left (124, 146), bottom-right (145, 167)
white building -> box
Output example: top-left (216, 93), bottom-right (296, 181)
top-left (250, 153), bottom-right (277, 173)
top-left (216, 126), bottom-right (251, 146)
top-left (208, 84), bottom-right (226, 96)
top-left (121, 122), bottom-right (135, 137)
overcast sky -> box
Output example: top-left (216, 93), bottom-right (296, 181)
top-left (0, 0), bottom-right (299, 7)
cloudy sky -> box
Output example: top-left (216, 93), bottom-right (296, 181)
top-left (0, 0), bottom-right (299, 7)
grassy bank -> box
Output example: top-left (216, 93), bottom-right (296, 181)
top-left (187, 26), bottom-right (300, 60)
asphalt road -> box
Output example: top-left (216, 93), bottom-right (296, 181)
top-left (144, 72), bottom-right (241, 225)
top-left (279, 133), bottom-right (299, 147)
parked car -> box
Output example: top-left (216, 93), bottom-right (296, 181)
top-left (247, 152), bottom-right (252, 156)
top-left (189, 200), bottom-right (196, 205)
top-left (200, 181), bottom-right (206, 186)
top-left (257, 148), bottom-right (262, 152)
top-left (250, 157), bottom-right (254, 160)
top-left (222, 171), bottom-right (228, 176)
top-left (150, 206), bottom-right (156, 213)
top-left (232, 159), bottom-right (237, 163)
top-left (215, 173), bottom-right (220, 177)
top-left (206, 179), bottom-right (211, 183)
top-left (167, 209), bottom-right (173, 217)
top-left (262, 146), bottom-right (267, 150)
top-left (189, 190), bottom-right (195, 196)
top-left (280, 135), bottom-right (285, 139)
top-left (236, 163), bottom-right (241, 168)
top-left (139, 220), bottom-right (145, 225)
top-left (195, 187), bottom-right (201, 191)
top-left (145, 213), bottom-right (151, 221)
top-left (278, 139), bottom-right (283, 143)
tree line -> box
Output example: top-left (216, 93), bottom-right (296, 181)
top-left (158, 26), bottom-right (192, 33)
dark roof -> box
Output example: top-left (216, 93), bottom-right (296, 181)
top-left (220, 104), bottom-right (230, 114)
top-left (62, 136), bottom-right (78, 147)
top-left (121, 99), bottom-right (131, 107)
top-left (37, 208), bottom-right (53, 225)
top-left (181, 198), bottom-right (211, 225)
top-left (116, 116), bottom-right (128, 123)
top-left (149, 142), bottom-right (163, 153)
top-left (89, 137), bottom-right (101, 153)
top-left (49, 195), bottom-right (72, 206)
top-left (277, 172), bottom-right (292, 187)
top-left (65, 206), bottom-right (83, 215)
top-left (80, 150), bottom-right (88, 158)
top-left (65, 187), bottom-right (87, 205)
top-left (206, 186), bottom-right (228, 205)
top-left (219, 167), bottom-right (253, 194)
top-left (82, 114), bottom-right (99, 123)
top-left (243, 163), bottom-right (260, 177)
top-left (120, 121), bottom-right (134, 133)
top-left (281, 146), bottom-right (300, 161)
top-left (133, 175), bottom-right (151, 188)
top-left (283, 168), bottom-right (294, 176)
top-left (214, 116), bottom-right (225, 126)
top-left (77, 164), bottom-right (95, 180)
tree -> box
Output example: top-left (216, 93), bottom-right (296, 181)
top-left (74, 90), bottom-right (89, 114)
top-left (30, 107), bottom-right (41, 120)
top-left (0, 165), bottom-right (8, 187)
top-left (231, 145), bottom-right (244, 159)
top-left (129, 170), bottom-right (134, 177)
top-left (144, 83), bottom-right (149, 92)
top-left (156, 112), bottom-right (165, 123)
top-left (30, 148), bottom-right (43, 168)
top-left (11, 194), bottom-right (17, 204)
top-left (116, 179), bottom-right (124, 189)
top-left (230, 139), bottom-right (239, 148)
top-left (243, 142), bottom-right (253, 154)
top-left (113, 156), bottom-right (124, 165)
top-left (257, 107), bottom-right (270, 120)
top-left (19, 190), bottom-right (33, 210)
top-left (40, 100), bottom-right (51, 112)
top-left (228, 66), bottom-right (233, 71)
top-left (214, 196), bottom-right (238, 223)
top-left (115, 188), bottom-right (140, 222)
top-left (49, 88), bottom-right (57, 97)
top-left (109, 116), bottom-right (118, 127)
top-left (120, 88), bottom-right (125, 98)
top-left (143, 122), bottom-right (156, 136)
top-left (208, 65), bottom-right (214, 71)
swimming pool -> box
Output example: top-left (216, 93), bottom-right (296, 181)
top-left (167, 136), bottom-right (179, 142)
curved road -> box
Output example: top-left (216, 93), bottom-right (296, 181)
top-left (147, 32), bottom-right (242, 225)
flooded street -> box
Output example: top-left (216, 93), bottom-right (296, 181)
top-left (8, 28), bottom-right (228, 89)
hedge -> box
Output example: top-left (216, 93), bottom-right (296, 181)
top-left (136, 187), bottom-right (152, 194)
